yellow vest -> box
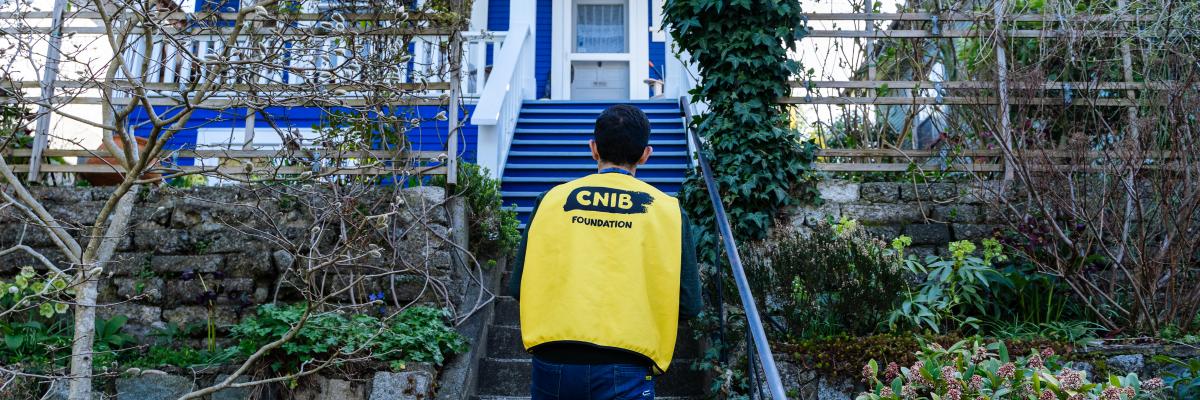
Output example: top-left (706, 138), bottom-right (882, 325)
top-left (520, 172), bottom-right (683, 373)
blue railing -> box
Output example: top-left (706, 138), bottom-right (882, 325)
top-left (679, 96), bottom-right (786, 399)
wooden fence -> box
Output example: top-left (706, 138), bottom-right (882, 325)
top-left (792, 3), bottom-right (1168, 175)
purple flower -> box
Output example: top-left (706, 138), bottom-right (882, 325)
top-left (968, 375), bottom-right (984, 391)
top-left (884, 362), bottom-right (901, 381)
top-left (862, 363), bottom-right (875, 383)
top-left (997, 363), bottom-right (1016, 379)
top-left (1099, 387), bottom-right (1123, 400)
top-left (1057, 369), bottom-right (1083, 391)
top-left (1028, 354), bottom-right (1044, 369)
top-left (901, 385), bottom-right (917, 399)
top-left (945, 387), bottom-right (962, 400)
top-left (1041, 347), bottom-right (1055, 358)
top-left (879, 387), bottom-right (894, 397)
top-left (1039, 389), bottom-right (1055, 400)
top-left (368, 291), bottom-right (385, 302)
top-left (1143, 377), bottom-right (1165, 391)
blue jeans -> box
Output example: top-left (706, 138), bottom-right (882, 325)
top-left (531, 357), bottom-right (656, 400)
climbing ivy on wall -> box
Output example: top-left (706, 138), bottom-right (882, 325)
top-left (664, 0), bottom-right (821, 264)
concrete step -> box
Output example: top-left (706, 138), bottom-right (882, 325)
top-left (475, 358), bottom-right (705, 397)
top-left (474, 397), bottom-right (699, 400)
top-left (486, 325), bottom-right (702, 361)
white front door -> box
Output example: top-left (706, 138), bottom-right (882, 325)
top-left (570, 1), bottom-right (630, 100)
top-left (552, 0), bottom-right (649, 100)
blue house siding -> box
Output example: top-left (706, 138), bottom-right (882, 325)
top-left (488, 0), bottom-right (510, 31)
top-left (129, 105), bottom-right (478, 164)
top-left (536, 0), bottom-right (553, 99)
top-left (485, 0), bottom-right (510, 65)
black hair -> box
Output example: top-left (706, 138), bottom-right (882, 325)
top-left (593, 104), bottom-right (651, 166)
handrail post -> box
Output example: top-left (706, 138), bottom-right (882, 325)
top-left (680, 96), bottom-right (787, 399)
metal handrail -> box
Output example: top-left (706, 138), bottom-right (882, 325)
top-left (678, 96), bottom-right (786, 399)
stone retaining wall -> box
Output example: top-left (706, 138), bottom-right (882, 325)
top-left (0, 186), bottom-right (455, 339)
top-left (783, 180), bottom-right (1007, 253)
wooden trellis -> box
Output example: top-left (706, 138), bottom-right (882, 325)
top-left (790, 2), bottom-right (1167, 176)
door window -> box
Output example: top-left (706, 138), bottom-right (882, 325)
top-left (575, 3), bottom-right (627, 53)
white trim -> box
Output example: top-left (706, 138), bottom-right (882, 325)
top-left (566, 53), bottom-right (632, 61)
top-left (470, 0), bottom-right (488, 31)
top-left (650, 0), bottom-right (666, 42)
top-left (552, 0), bottom-right (650, 100)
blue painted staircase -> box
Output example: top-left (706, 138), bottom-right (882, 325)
top-left (500, 100), bottom-right (691, 227)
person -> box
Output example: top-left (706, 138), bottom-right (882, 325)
top-left (507, 104), bottom-right (702, 400)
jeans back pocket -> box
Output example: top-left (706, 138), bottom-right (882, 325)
top-left (531, 359), bottom-right (563, 399)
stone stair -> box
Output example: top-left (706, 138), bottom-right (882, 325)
top-left (471, 294), bottom-right (706, 399)
top-left (500, 99), bottom-right (691, 229)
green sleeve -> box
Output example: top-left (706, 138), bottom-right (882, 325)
top-left (506, 193), bottom-right (545, 300)
top-left (678, 208), bottom-right (703, 320)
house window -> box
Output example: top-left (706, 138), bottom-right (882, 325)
top-left (575, 2), bottom-right (627, 53)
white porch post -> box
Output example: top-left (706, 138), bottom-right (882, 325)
top-left (511, 0), bottom-right (536, 99)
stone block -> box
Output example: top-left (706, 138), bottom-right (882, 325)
top-left (817, 377), bottom-right (855, 400)
top-left (369, 369), bottom-right (435, 400)
top-left (98, 302), bottom-right (162, 328)
top-left (116, 373), bottom-right (195, 400)
top-left (863, 225), bottom-right (902, 240)
top-left (107, 252), bottom-right (154, 277)
top-left (932, 205), bottom-right (979, 223)
top-left (953, 224), bottom-right (1000, 241)
top-left (960, 181), bottom-right (1010, 204)
top-left (132, 229), bottom-right (191, 254)
top-left (860, 182), bottom-right (900, 203)
top-left (226, 251), bottom-right (273, 277)
top-left (1107, 354), bottom-right (1145, 376)
top-left (211, 374), bottom-right (253, 400)
top-left (818, 180), bottom-right (860, 203)
top-left (294, 376), bottom-right (367, 400)
top-left (272, 250), bottom-right (295, 270)
top-left (34, 187), bottom-right (91, 203)
top-left (165, 278), bottom-right (253, 307)
top-left (115, 277), bottom-right (164, 303)
top-left (0, 224), bottom-right (58, 248)
top-left (900, 183), bottom-right (958, 202)
top-left (162, 305), bottom-right (239, 328)
top-left (904, 224), bottom-right (952, 245)
top-left (153, 254), bottom-right (224, 274)
top-left (50, 201), bottom-right (104, 227)
top-left (841, 204), bottom-right (925, 225)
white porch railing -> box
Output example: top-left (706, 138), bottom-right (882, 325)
top-left (471, 23), bottom-right (531, 178)
top-left (117, 27), bottom-right (506, 99)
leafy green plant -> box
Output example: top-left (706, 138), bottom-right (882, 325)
top-left (442, 162), bottom-right (520, 258)
top-left (664, 0), bottom-right (821, 266)
top-left (984, 320), bottom-right (1103, 346)
top-left (1153, 355), bottom-right (1200, 399)
top-left (232, 303), bottom-right (466, 374)
top-left (889, 238), bottom-right (1010, 334)
top-left (857, 339), bottom-right (1169, 400)
top-left (745, 220), bottom-right (906, 339)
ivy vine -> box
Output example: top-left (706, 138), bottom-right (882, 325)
top-left (665, 0), bottom-right (822, 265)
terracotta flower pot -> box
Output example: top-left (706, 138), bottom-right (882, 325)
top-left (80, 136), bottom-right (162, 186)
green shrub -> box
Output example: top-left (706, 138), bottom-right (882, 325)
top-left (746, 219), bottom-right (906, 339)
top-left (231, 303), bottom-right (467, 373)
top-left (444, 162), bottom-right (521, 258)
top-left (888, 238), bottom-right (1010, 334)
top-left (858, 339), bottom-right (1169, 400)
